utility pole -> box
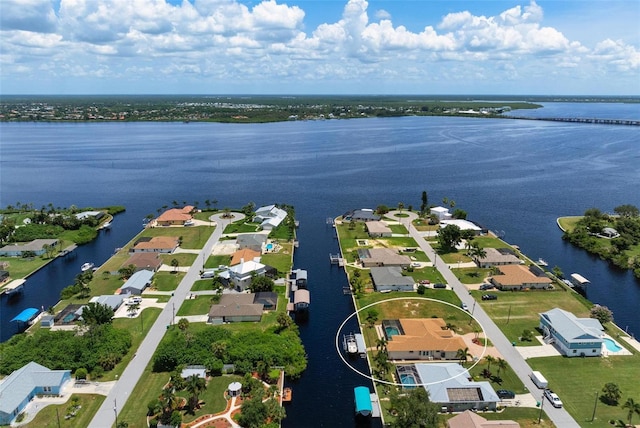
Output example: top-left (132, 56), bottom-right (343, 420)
top-left (113, 398), bottom-right (118, 427)
top-left (506, 305), bottom-right (512, 325)
top-left (537, 391), bottom-right (545, 424)
top-left (591, 391), bottom-right (598, 421)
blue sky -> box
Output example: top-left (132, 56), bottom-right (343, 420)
top-left (1, 0), bottom-right (638, 95)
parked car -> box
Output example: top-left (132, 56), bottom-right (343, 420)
top-left (479, 283), bottom-right (494, 290)
top-left (544, 389), bottom-right (563, 408)
top-left (433, 283), bottom-right (447, 289)
top-left (497, 389), bottom-right (515, 399)
top-left (411, 262), bottom-right (421, 268)
top-left (482, 294), bottom-right (498, 301)
top-left (419, 279), bottom-right (430, 285)
top-left (460, 302), bottom-right (469, 311)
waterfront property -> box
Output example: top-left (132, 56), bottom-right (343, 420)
top-left (539, 307), bottom-right (603, 357)
top-left (365, 221), bottom-right (392, 237)
top-left (75, 211), bottom-right (105, 221)
top-left (384, 318), bottom-right (467, 361)
top-left (120, 269), bottom-right (154, 295)
top-left (230, 248), bottom-right (261, 266)
top-left (0, 361), bottom-right (71, 425)
top-left (155, 206), bottom-right (194, 226)
top-left (342, 208), bottom-right (381, 222)
top-left (121, 252), bottom-right (163, 272)
top-left (88, 294), bottom-right (127, 311)
top-left (370, 266), bottom-right (415, 292)
top-left (219, 259), bottom-right (267, 291)
top-left (0, 239), bottom-right (59, 257)
top-left (130, 236), bottom-right (180, 254)
top-left (254, 204), bottom-right (287, 230)
top-left (236, 233), bottom-right (269, 253)
top-left (396, 363), bottom-right (500, 412)
top-left (439, 219), bottom-right (483, 235)
top-left (475, 247), bottom-right (521, 268)
top-left (489, 264), bottom-right (552, 290)
top-left (289, 268), bottom-right (307, 289)
top-left (430, 206), bottom-right (452, 221)
top-left (357, 248), bottom-right (411, 268)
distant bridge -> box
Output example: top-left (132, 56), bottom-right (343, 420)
top-left (508, 116), bottom-right (640, 126)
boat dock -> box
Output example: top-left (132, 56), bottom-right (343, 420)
top-left (58, 244), bottom-right (77, 257)
top-left (1, 279), bottom-right (26, 296)
top-left (570, 273), bottom-right (590, 289)
top-left (329, 253), bottom-right (344, 266)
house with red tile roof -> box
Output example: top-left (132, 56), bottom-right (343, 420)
top-left (156, 206), bottom-right (194, 226)
top-left (131, 236), bottom-right (179, 253)
top-left (385, 318), bottom-right (467, 361)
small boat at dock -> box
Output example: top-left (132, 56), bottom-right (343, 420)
top-left (81, 262), bottom-right (94, 272)
top-left (343, 334), bottom-right (358, 354)
top-left (537, 258), bottom-right (548, 266)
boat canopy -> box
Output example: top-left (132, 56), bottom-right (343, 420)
top-left (11, 307), bottom-right (39, 322)
top-left (354, 386), bottom-right (373, 416)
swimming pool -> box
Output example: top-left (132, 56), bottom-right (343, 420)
top-left (603, 337), bottom-right (622, 352)
top-left (385, 326), bottom-right (400, 337)
top-left (266, 243), bottom-right (274, 251)
top-left (400, 374), bottom-right (417, 388)
top-left (62, 313), bottom-right (76, 323)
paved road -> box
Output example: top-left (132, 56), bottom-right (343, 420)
top-left (388, 211), bottom-right (580, 428)
top-left (89, 213), bottom-right (238, 428)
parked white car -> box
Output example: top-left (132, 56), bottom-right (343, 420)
top-left (544, 389), bottom-right (563, 408)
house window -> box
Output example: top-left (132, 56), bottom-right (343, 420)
top-left (572, 350), bottom-right (577, 354)
top-left (43, 386), bottom-right (52, 392)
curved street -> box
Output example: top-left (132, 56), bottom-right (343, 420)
top-left (89, 213), bottom-right (241, 428)
top-left (386, 210), bottom-right (580, 428)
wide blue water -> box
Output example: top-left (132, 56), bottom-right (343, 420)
top-left (1, 107), bottom-right (639, 426)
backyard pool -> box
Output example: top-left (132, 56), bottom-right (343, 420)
top-left (400, 374), bottom-right (417, 388)
top-left (385, 326), bottom-right (400, 337)
top-left (266, 243), bottom-right (274, 251)
top-left (603, 337), bottom-right (623, 352)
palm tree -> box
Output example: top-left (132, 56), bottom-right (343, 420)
top-left (376, 337), bottom-right (388, 353)
top-left (171, 258), bottom-right (179, 273)
top-left (456, 347), bottom-right (469, 366)
top-left (211, 341), bottom-right (227, 360)
top-left (127, 303), bottom-right (140, 318)
top-left (623, 397), bottom-right (640, 427)
top-left (185, 375), bottom-right (207, 411)
top-left (496, 358), bottom-right (507, 377)
top-left (159, 386), bottom-right (178, 423)
top-left (485, 355), bottom-right (496, 373)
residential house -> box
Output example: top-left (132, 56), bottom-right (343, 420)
top-left (121, 252), bottom-right (163, 272)
top-left (357, 248), bottom-right (411, 268)
top-left (219, 260), bottom-right (266, 291)
top-left (342, 209), bottom-right (380, 222)
top-left (385, 318), bottom-right (467, 360)
top-left (120, 269), bottom-right (154, 295)
top-left (447, 410), bottom-right (520, 428)
top-left (0, 362), bottom-right (71, 425)
top-left (181, 365), bottom-right (207, 379)
top-left (440, 219), bottom-right (483, 235)
top-left (475, 248), bottom-right (521, 268)
top-left (75, 211), bottom-right (105, 221)
top-left (208, 294), bottom-right (264, 324)
top-left (89, 294), bottom-right (126, 311)
top-left (370, 267), bottom-right (415, 292)
top-left (254, 291), bottom-right (278, 310)
top-left (230, 248), bottom-right (261, 266)
top-left (490, 264), bottom-right (552, 290)
top-left (396, 363), bottom-right (500, 412)
top-left (236, 233), bottom-right (269, 253)
top-left (254, 205), bottom-right (287, 230)
top-left (539, 308), bottom-right (604, 357)
top-left (0, 239), bottom-right (58, 257)
top-left (130, 236), bottom-right (179, 254)
top-left (430, 206), bottom-right (452, 221)
top-left (366, 221), bottom-right (392, 237)
top-left (156, 206), bottom-right (194, 226)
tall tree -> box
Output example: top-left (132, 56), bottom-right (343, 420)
top-left (390, 388), bottom-right (439, 428)
top-left (185, 374), bottom-right (207, 411)
top-left (456, 347), bottom-right (469, 365)
top-left (420, 190), bottom-right (428, 214)
top-left (623, 398), bottom-right (640, 427)
top-left (437, 224), bottom-right (462, 252)
top-left (601, 382), bottom-right (621, 405)
top-left (82, 302), bottom-right (114, 326)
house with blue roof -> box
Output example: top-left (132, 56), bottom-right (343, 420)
top-left (0, 362), bottom-right (71, 425)
top-left (539, 308), bottom-right (603, 357)
top-left (397, 363), bottom-right (500, 412)
top-left (120, 269), bottom-right (154, 295)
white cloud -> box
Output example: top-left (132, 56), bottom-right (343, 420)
top-left (0, 0), bottom-right (638, 94)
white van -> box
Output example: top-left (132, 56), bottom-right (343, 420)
top-left (200, 270), bottom-right (216, 279)
top-left (530, 371), bottom-right (548, 389)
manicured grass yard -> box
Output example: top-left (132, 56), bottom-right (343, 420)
top-left (529, 354), bottom-right (640, 428)
top-left (160, 253), bottom-right (198, 267)
top-left (118, 367), bottom-right (170, 428)
top-left (474, 289), bottom-right (592, 345)
top-left (177, 295), bottom-right (214, 316)
top-left (557, 216), bottom-right (583, 232)
top-left (153, 271), bottom-right (185, 291)
top-left (191, 279), bottom-right (215, 291)
top-left (23, 394), bottom-right (106, 428)
top-left (139, 226), bottom-right (215, 249)
top-left (205, 255), bottom-right (231, 269)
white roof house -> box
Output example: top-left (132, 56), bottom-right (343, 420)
top-left (223, 260), bottom-right (266, 291)
top-left (440, 219), bottom-right (482, 233)
top-left (0, 362), bottom-right (71, 425)
top-left (430, 206), bottom-right (452, 221)
top-left (254, 205), bottom-right (287, 230)
top-left (539, 308), bottom-right (603, 357)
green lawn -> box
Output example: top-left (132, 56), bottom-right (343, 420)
top-left (153, 271), bottom-right (184, 291)
top-left (223, 220), bottom-right (258, 234)
top-left (191, 279), bottom-right (215, 291)
top-left (455, 267), bottom-right (491, 284)
top-left (138, 226), bottom-right (215, 249)
top-left (261, 242), bottom-right (294, 275)
top-left (389, 224), bottom-right (408, 234)
top-left (177, 295), bottom-right (214, 316)
top-left (474, 289), bottom-right (593, 345)
top-left (204, 255), bottom-right (231, 269)
top-left (0, 255), bottom-right (55, 279)
top-left (117, 367), bottom-right (169, 428)
top-left (557, 216), bottom-right (583, 232)
top-left (529, 354), bottom-right (640, 428)
top-left (23, 394), bottom-right (106, 428)
top-left (160, 253), bottom-right (197, 267)
top-left (467, 358), bottom-right (526, 394)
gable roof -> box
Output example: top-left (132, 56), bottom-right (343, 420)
top-left (366, 221), bottom-right (392, 235)
top-left (156, 206), bottom-right (193, 223)
top-left (492, 264), bottom-right (552, 286)
top-left (447, 410), bottom-right (520, 428)
top-left (358, 248), bottom-right (412, 266)
top-left (0, 362), bottom-right (70, 416)
top-left (121, 252), bottom-right (163, 271)
top-left (540, 308), bottom-right (603, 341)
top-left (476, 248), bottom-right (520, 265)
top-left (132, 236), bottom-right (179, 251)
top-left (208, 294), bottom-right (263, 318)
top-left (237, 233), bottom-right (268, 247)
top-left (121, 269), bottom-right (154, 293)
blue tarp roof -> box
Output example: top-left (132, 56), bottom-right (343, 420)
top-left (11, 307), bottom-right (39, 322)
top-left (354, 386), bottom-right (372, 415)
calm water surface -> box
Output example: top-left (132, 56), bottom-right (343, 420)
top-left (1, 110), bottom-right (639, 426)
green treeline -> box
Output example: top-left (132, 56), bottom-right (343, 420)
top-left (563, 205), bottom-right (640, 278)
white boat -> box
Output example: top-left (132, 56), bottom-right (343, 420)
top-left (537, 258), bottom-right (548, 266)
top-left (344, 334), bottom-right (358, 354)
top-left (81, 262), bottom-right (94, 272)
